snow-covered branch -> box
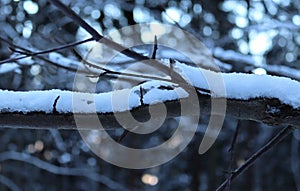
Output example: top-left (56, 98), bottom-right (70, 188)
top-left (1, 61), bottom-right (300, 129)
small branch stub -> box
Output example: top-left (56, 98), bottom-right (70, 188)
top-left (139, 86), bottom-right (144, 106)
top-left (151, 35), bottom-right (158, 59)
top-left (52, 96), bottom-right (60, 114)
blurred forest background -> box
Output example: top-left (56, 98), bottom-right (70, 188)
top-left (0, 0), bottom-right (300, 190)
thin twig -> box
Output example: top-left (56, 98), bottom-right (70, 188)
top-left (52, 96), bottom-right (60, 114)
top-left (229, 122), bottom-right (240, 152)
top-left (72, 48), bottom-right (140, 67)
top-left (0, 36), bottom-right (93, 65)
top-left (5, 37), bottom-right (188, 87)
top-left (140, 86), bottom-right (144, 105)
top-left (82, 55), bottom-right (212, 95)
top-left (48, 0), bottom-right (148, 61)
top-left (73, 47), bottom-right (171, 82)
top-left (0, 36), bottom-right (95, 75)
top-left (0, 174), bottom-right (21, 191)
top-left (0, 151), bottom-right (130, 191)
top-left (80, 56), bottom-right (172, 82)
top-left (0, 54), bottom-right (28, 65)
top-left (216, 125), bottom-right (295, 191)
top-left (118, 125), bottom-right (140, 143)
top-left (118, 129), bottom-right (130, 143)
top-left (47, 0), bottom-right (193, 89)
top-left (5, 38), bottom-right (166, 82)
top-left (226, 122), bottom-right (240, 191)
top-left (151, 35), bottom-right (158, 59)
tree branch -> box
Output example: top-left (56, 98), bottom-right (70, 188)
top-left (48, 0), bottom-right (148, 61)
top-left (0, 36), bottom-right (93, 65)
top-left (216, 125), bottom-right (295, 191)
top-left (0, 93), bottom-right (299, 129)
top-left (0, 151), bottom-right (130, 191)
top-left (47, 0), bottom-right (193, 89)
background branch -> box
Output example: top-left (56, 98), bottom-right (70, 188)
top-left (0, 151), bottom-right (130, 191)
top-left (216, 125), bottom-right (295, 191)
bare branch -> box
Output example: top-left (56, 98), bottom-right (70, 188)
top-left (0, 174), bottom-right (21, 191)
top-left (79, 54), bottom-right (172, 82)
top-left (0, 151), bottom-right (130, 191)
top-left (47, 0), bottom-right (194, 90)
top-left (225, 122), bottom-right (240, 191)
top-left (48, 0), bottom-right (148, 61)
top-left (216, 125), bottom-right (295, 191)
top-left (0, 36), bottom-right (93, 65)
top-left (0, 36), bottom-right (95, 75)
top-left (118, 129), bottom-right (130, 143)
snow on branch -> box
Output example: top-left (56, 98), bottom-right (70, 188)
top-left (175, 61), bottom-right (300, 108)
top-left (0, 60), bottom-right (300, 129)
